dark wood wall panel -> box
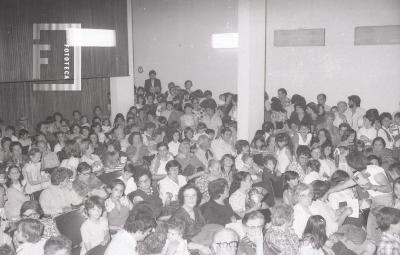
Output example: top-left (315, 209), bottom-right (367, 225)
top-left (0, 0), bottom-right (128, 83)
top-left (0, 78), bottom-right (110, 126)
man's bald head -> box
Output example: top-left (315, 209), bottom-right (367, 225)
top-left (211, 228), bottom-right (239, 255)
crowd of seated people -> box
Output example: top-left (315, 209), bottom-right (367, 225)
top-left (0, 69), bottom-right (400, 255)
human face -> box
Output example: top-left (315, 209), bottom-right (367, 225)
top-left (242, 145), bottom-right (250, 154)
top-left (158, 145), bottom-right (169, 157)
top-left (0, 174), bottom-right (6, 185)
top-left (138, 175), bottom-right (151, 191)
top-left (210, 162), bottom-right (221, 176)
top-left (111, 184), bottom-right (125, 200)
top-left (318, 131), bottom-right (326, 143)
top-left (242, 175), bottom-right (253, 190)
top-left (363, 117), bottom-right (372, 128)
top-left (299, 126), bottom-right (309, 136)
top-left (317, 95), bottom-right (325, 105)
top-left (324, 146), bottom-right (332, 157)
top-left (348, 100), bottom-right (355, 109)
top-left (373, 140), bottom-right (384, 151)
top-left (369, 159), bottom-right (379, 166)
top-left (12, 145), bottom-right (22, 156)
top-left (288, 178), bottom-right (299, 188)
top-left (8, 167), bottom-right (21, 182)
top-left (347, 133), bottom-right (356, 143)
top-left (223, 156), bottom-right (234, 168)
top-left (298, 154), bottom-right (309, 167)
top-left (211, 231), bottom-right (239, 255)
top-left (278, 90), bottom-right (285, 100)
top-left (168, 166), bottom-right (179, 179)
top-left (88, 206), bottom-right (103, 220)
top-left (338, 102), bottom-right (347, 113)
top-left (245, 218), bottom-right (264, 242)
top-left (382, 117), bottom-right (392, 129)
top-left (172, 132), bottom-right (180, 142)
top-left (298, 189), bottom-right (313, 207)
top-left (167, 228), bottom-right (182, 241)
top-left (21, 209), bottom-right (40, 219)
top-left (30, 152), bottom-right (41, 163)
top-left (311, 148), bottom-right (321, 160)
top-left (265, 160), bottom-right (275, 171)
top-left (183, 188), bottom-right (198, 208)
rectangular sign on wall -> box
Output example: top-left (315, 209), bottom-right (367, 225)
top-left (355, 25), bottom-right (400, 45)
top-left (274, 28), bottom-right (325, 47)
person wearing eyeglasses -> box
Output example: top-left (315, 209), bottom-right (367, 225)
top-left (210, 228), bottom-right (239, 255)
top-left (237, 211), bottom-right (280, 255)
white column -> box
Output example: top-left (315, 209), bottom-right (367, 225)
top-left (237, 0), bottom-right (266, 140)
top-left (110, 0), bottom-right (135, 120)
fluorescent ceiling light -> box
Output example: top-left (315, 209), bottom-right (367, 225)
top-left (66, 28), bottom-right (116, 47)
top-left (212, 33), bottom-right (238, 49)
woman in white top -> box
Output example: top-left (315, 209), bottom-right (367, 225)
top-left (357, 115), bottom-right (377, 146)
top-left (158, 160), bottom-right (187, 206)
top-left (149, 142), bottom-right (174, 181)
top-left (299, 215), bottom-right (334, 255)
top-left (275, 133), bottom-right (293, 174)
top-left (310, 180), bottom-right (352, 236)
top-left (293, 183), bottom-right (313, 238)
top-left (167, 130), bottom-right (181, 157)
top-left (228, 171), bottom-right (257, 219)
top-left (378, 112), bottom-right (395, 149)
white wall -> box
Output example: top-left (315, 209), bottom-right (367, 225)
top-left (266, 0), bottom-right (400, 112)
top-left (132, 0), bottom-right (238, 96)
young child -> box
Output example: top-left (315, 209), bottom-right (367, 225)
top-left (14, 218), bottom-right (46, 255)
top-left (303, 159), bottom-right (322, 185)
top-left (18, 130), bottom-right (31, 155)
top-left (275, 133), bottom-right (293, 174)
top-left (180, 104), bottom-right (197, 130)
top-left (118, 163), bottom-right (137, 195)
top-left (167, 129), bottom-right (181, 157)
top-left (282, 171), bottom-right (300, 207)
top-left (161, 219), bottom-right (189, 255)
top-left (376, 207), bottom-right (400, 254)
top-left (22, 148), bottom-right (50, 197)
top-left (105, 179), bottom-right (133, 231)
top-left (80, 196), bottom-right (110, 255)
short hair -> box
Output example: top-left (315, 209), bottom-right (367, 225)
top-left (270, 202), bottom-right (293, 226)
top-left (149, 70), bottom-right (156, 76)
top-left (128, 132), bottom-right (142, 145)
top-left (178, 183), bottom-right (202, 206)
top-left (77, 162), bottom-right (92, 174)
top-left (294, 183), bottom-right (311, 204)
top-left (157, 142), bottom-right (169, 150)
top-left (372, 137), bottom-right (386, 148)
top-left (235, 140), bottom-right (250, 154)
top-left (17, 218), bottom-right (44, 243)
top-left (51, 167), bottom-right (72, 185)
top-left (28, 147), bottom-right (41, 157)
top-left (124, 204), bottom-right (155, 233)
top-left (346, 151), bottom-right (368, 172)
top-left (296, 145), bottom-right (311, 158)
top-left (317, 93), bottom-right (327, 101)
top-left (262, 155), bottom-right (277, 167)
top-left (123, 163), bottom-right (136, 175)
top-left (376, 207), bottom-right (400, 232)
top-left (307, 159), bottom-right (321, 173)
top-left (262, 122), bottom-right (274, 133)
top-left (220, 127), bottom-right (232, 135)
top-left (242, 210), bottom-right (265, 226)
top-left (44, 235), bottom-right (72, 255)
top-left (278, 88), bottom-right (287, 96)
top-left (330, 170), bottom-right (350, 187)
top-left (84, 195), bottom-right (104, 212)
top-left (165, 160), bottom-right (181, 173)
top-left (109, 179), bottom-right (126, 190)
top-left (20, 200), bottom-right (44, 218)
top-left (167, 218), bottom-right (186, 235)
top-left (379, 112), bottom-right (393, 124)
top-left (348, 95), bottom-right (361, 107)
top-left (311, 180), bottom-right (330, 200)
top-left (134, 168), bottom-right (152, 184)
top-left (63, 140), bottom-right (81, 158)
top-left (208, 178), bottom-right (228, 200)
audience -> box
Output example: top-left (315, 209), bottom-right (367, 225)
top-left (0, 81), bottom-right (399, 255)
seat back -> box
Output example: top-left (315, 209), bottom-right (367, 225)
top-left (54, 209), bottom-right (86, 248)
top-left (98, 171), bottom-right (123, 187)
